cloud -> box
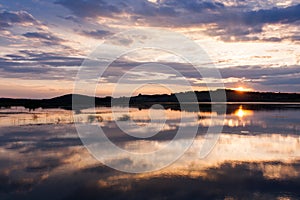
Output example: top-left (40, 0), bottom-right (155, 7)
top-left (4, 49), bottom-right (298, 90)
top-left (81, 29), bottom-right (112, 39)
top-left (241, 4), bottom-right (300, 25)
top-left (218, 65), bottom-right (300, 91)
top-left (0, 50), bottom-right (84, 80)
top-left (22, 31), bottom-right (65, 45)
top-left (163, 0), bottom-right (224, 12)
top-left (219, 65), bottom-right (300, 80)
top-left (210, 4), bottom-right (300, 41)
top-left (290, 35), bottom-right (300, 42)
top-left (18, 50), bottom-right (84, 65)
top-left (54, 0), bottom-right (300, 26)
top-left (263, 76), bottom-right (300, 86)
top-left (55, 1), bottom-right (300, 42)
top-left (55, 0), bottom-right (123, 18)
top-left (55, 0), bottom-right (222, 19)
top-left (90, 57), bottom-right (300, 90)
top-left (60, 15), bottom-right (80, 23)
top-left (0, 10), bottom-right (38, 29)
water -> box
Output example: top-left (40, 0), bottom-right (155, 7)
top-left (0, 104), bottom-right (300, 199)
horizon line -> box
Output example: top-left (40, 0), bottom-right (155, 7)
top-left (1, 88), bottom-right (300, 100)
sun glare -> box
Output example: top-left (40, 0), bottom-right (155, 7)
top-left (234, 86), bottom-right (252, 92)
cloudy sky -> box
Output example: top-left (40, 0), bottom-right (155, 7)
top-left (0, 0), bottom-right (300, 98)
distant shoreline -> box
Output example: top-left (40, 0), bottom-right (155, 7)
top-left (1, 89), bottom-right (300, 110)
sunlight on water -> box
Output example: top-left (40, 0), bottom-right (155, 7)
top-left (234, 105), bottom-right (253, 118)
top-left (1, 104), bottom-right (300, 199)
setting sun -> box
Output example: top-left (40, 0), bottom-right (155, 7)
top-left (233, 86), bottom-right (252, 92)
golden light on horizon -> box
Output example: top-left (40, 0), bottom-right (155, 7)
top-left (233, 86), bottom-right (253, 92)
top-left (237, 86), bottom-right (246, 91)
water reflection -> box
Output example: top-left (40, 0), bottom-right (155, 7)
top-left (234, 105), bottom-right (253, 118)
top-left (0, 105), bottom-right (300, 199)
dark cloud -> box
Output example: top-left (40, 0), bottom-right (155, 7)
top-left (54, 0), bottom-right (300, 26)
top-left (81, 29), bottom-right (112, 39)
top-left (55, 0), bottom-right (300, 42)
top-left (290, 35), bottom-right (300, 41)
top-left (55, 0), bottom-right (222, 19)
top-left (0, 10), bottom-right (37, 29)
top-left (220, 65), bottom-right (300, 80)
top-left (18, 50), bottom-right (84, 66)
top-left (0, 50), bottom-right (84, 80)
top-left (163, 0), bottom-right (224, 12)
top-left (241, 4), bottom-right (300, 25)
top-left (219, 65), bottom-right (300, 90)
top-left (91, 58), bottom-right (300, 89)
top-left (262, 37), bottom-right (283, 42)
top-left (106, 60), bottom-right (300, 82)
top-left (22, 31), bottom-right (65, 45)
top-left (262, 75), bottom-right (300, 86)
top-left (0, 65), bottom-right (49, 74)
top-left (210, 4), bottom-right (300, 41)
top-left (55, 0), bottom-right (123, 18)
top-left (61, 15), bottom-right (80, 23)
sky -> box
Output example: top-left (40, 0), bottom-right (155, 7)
top-left (0, 0), bottom-right (300, 98)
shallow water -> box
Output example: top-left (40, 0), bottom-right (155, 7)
top-left (0, 104), bottom-right (300, 199)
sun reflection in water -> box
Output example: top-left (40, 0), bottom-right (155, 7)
top-left (235, 105), bottom-right (253, 118)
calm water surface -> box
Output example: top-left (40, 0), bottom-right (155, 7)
top-left (0, 104), bottom-right (300, 199)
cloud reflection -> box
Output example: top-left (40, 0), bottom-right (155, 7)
top-left (0, 106), bottom-right (300, 199)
